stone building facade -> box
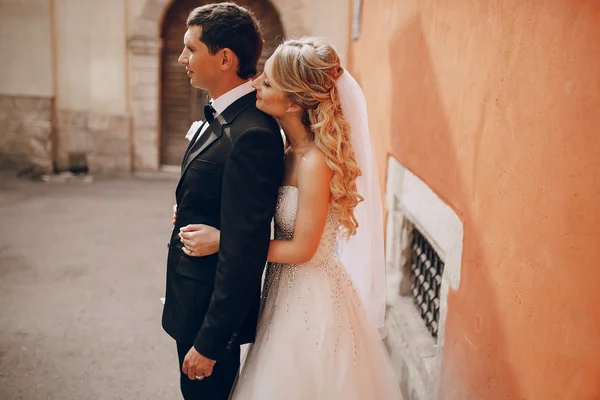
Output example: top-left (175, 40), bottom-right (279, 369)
top-left (0, 0), bottom-right (350, 174)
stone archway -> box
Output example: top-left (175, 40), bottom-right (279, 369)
top-left (128, 0), bottom-right (309, 172)
top-left (159, 0), bottom-right (285, 166)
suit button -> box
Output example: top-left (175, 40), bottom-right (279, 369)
top-left (232, 332), bottom-right (238, 338)
top-left (227, 340), bottom-right (233, 345)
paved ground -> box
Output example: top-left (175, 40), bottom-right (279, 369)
top-left (0, 169), bottom-right (182, 399)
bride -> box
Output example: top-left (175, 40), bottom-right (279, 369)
top-left (181, 37), bottom-right (402, 399)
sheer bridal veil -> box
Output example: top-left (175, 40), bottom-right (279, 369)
top-left (335, 70), bottom-right (387, 338)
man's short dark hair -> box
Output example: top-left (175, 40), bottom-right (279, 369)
top-left (187, 3), bottom-right (263, 79)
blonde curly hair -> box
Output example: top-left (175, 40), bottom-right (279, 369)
top-left (270, 37), bottom-right (363, 238)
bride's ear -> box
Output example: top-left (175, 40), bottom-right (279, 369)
top-left (285, 102), bottom-right (302, 113)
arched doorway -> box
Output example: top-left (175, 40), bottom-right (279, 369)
top-left (159, 0), bottom-right (285, 166)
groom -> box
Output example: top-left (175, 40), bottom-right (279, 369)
top-left (161, 3), bottom-right (284, 399)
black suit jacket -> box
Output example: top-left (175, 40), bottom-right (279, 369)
top-left (162, 92), bottom-right (284, 360)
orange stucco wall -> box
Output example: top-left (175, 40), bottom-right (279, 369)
top-left (349, 1), bottom-right (600, 399)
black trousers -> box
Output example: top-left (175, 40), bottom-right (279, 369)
top-left (176, 342), bottom-right (240, 400)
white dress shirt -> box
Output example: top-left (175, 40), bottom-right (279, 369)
top-left (185, 80), bottom-right (255, 142)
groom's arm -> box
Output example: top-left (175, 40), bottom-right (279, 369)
top-left (193, 127), bottom-right (283, 360)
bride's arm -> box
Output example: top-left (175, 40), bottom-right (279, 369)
top-left (267, 150), bottom-right (332, 265)
top-left (181, 150), bottom-right (332, 262)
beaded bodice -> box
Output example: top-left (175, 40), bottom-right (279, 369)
top-left (274, 186), bottom-right (338, 264)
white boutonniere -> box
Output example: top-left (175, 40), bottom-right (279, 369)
top-left (185, 120), bottom-right (205, 141)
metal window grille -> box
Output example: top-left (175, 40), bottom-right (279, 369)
top-left (410, 227), bottom-right (445, 338)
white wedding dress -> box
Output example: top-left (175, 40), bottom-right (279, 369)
top-left (230, 186), bottom-right (402, 400)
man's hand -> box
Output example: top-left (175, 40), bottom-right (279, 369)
top-left (182, 346), bottom-right (216, 381)
top-left (179, 224), bottom-right (220, 257)
top-left (172, 204), bottom-right (178, 225)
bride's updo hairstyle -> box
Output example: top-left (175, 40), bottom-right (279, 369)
top-left (270, 37), bottom-right (363, 238)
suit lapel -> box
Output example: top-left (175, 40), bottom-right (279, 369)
top-left (181, 117), bottom-right (224, 175)
top-left (181, 120), bottom-right (208, 171)
top-left (176, 91), bottom-right (258, 193)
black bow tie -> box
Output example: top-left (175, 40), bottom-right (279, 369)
top-left (204, 103), bottom-right (216, 123)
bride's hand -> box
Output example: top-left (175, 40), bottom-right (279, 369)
top-left (179, 224), bottom-right (220, 257)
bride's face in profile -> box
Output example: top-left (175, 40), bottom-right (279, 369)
top-left (252, 57), bottom-right (295, 118)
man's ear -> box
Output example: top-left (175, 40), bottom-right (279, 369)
top-left (220, 48), bottom-right (238, 72)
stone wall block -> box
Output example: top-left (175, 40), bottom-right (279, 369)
top-left (142, 0), bottom-right (167, 21)
top-left (0, 95), bottom-right (15, 109)
top-left (88, 154), bottom-right (131, 175)
top-left (13, 96), bottom-right (51, 113)
top-left (130, 54), bottom-right (160, 71)
top-left (0, 94), bottom-right (53, 171)
top-left (87, 113), bottom-right (111, 131)
top-left (107, 114), bottom-right (130, 133)
top-left (25, 121), bottom-right (52, 140)
top-left (133, 141), bottom-right (158, 171)
top-left (91, 133), bottom-right (130, 155)
top-left (56, 109), bottom-right (87, 129)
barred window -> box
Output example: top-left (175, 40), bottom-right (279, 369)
top-left (386, 159), bottom-right (463, 398)
top-left (409, 225), bottom-right (445, 339)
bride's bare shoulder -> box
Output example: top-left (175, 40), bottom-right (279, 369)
top-left (298, 145), bottom-right (333, 183)
top-left (302, 144), bottom-right (329, 169)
